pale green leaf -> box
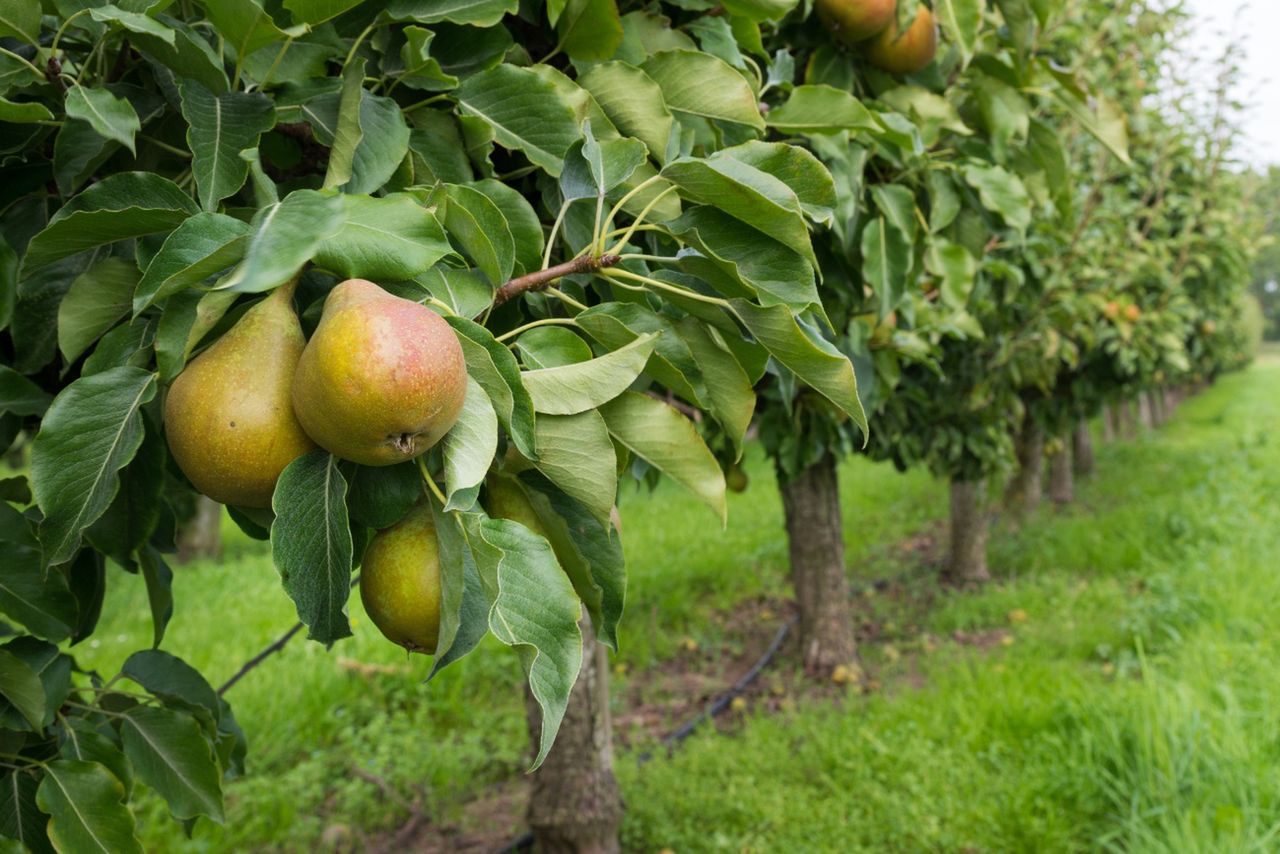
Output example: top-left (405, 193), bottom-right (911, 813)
top-left (522, 333), bottom-right (657, 415)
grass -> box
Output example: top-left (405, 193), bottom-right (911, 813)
top-left (77, 360), bottom-right (1280, 851)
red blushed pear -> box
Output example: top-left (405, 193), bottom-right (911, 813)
top-left (164, 279), bottom-right (316, 508)
top-left (816, 0), bottom-right (896, 44)
top-left (292, 279), bottom-right (467, 467)
top-left (865, 5), bottom-right (939, 74)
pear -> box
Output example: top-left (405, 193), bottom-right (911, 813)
top-left (164, 280), bottom-right (316, 508)
top-left (359, 503), bottom-right (441, 654)
top-left (864, 5), bottom-right (938, 74)
top-left (484, 474), bottom-right (547, 536)
top-left (816, 0), bottom-right (896, 45)
top-left (292, 279), bottom-right (467, 467)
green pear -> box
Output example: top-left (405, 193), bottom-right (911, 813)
top-left (292, 279), bottom-right (467, 467)
top-left (865, 5), bottom-right (938, 74)
top-left (164, 280), bottom-right (316, 508)
top-left (359, 503), bottom-right (441, 653)
top-left (816, 0), bottom-right (896, 45)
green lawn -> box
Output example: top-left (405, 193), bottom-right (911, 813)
top-left (80, 361), bottom-right (1280, 851)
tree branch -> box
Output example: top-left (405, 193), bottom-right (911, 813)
top-left (490, 253), bottom-right (621, 310)
top-left (217, 622), bottom-right (305, 696)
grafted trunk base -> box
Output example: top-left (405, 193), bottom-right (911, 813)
top-left (947, 479), bottom-right (990, 584)
top-left (1005, 420), bottom-right (1044, 519)
top-left (1048, 441), bottom-right (1073, 505)
top-left (779, 454), bottom-right (857, 676)
top-left (1072, 420), bottom-right (1095, 477)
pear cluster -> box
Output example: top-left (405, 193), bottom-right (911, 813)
top-left (164, 277), bottom-right (467, 508)
top-left (816, 0), bottom-right (939, 74)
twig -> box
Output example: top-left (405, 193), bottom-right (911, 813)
top-left (490, 253), bottom-right (621, 311)
top-left (217, 622), bottom-right (305, 695)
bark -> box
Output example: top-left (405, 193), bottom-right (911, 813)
top-left (1048, 442), bottom-right (1073, 505)
top-left (1004, 419), bottom-right (1044, 518)
top-left (1137, 392), bottom-right (1154, 429)
top-left (525, 613), bottom-right (623, 854)
top-left (1118, 398), bottom-right (1138, 439)
top-left (1101, 404), bottom-right (1116, 443)
top-left (778, 453), bottom-right (857, 675)
top-left (947, 479), bottom-right (990, 584)
top-left (1072, 419), bottom-right (1095, 477)
top-left (176, 496), bottom-right (222, 563)
top-left (1149, 389), bottom-right (1165, 426)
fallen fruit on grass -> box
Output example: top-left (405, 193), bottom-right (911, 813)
top-left (816, 0), bottom-right (896, 44)
top-left (293, 278), bottom-right (467, 466)
top-left (865, 5), bottom-right (938, 74)
top-left (359, 503), bottom-right (442, 654)
top-left (164, 279), bottom-right (315, 508)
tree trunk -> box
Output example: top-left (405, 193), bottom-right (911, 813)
top-left (778, 453), bottom-right (857, 676)
top-left (1137, 392), bottom-right (1153, 430)
top-left (1048, 442), bottom-right (1073, 505)
top-left (1150, 389), bottom-right (1166, 426)
top-left (1072, 420), bottom-right (1095, 477)
top-left (176, 496), bottom-right (222, 563)
top-left (1101, 404), bottom-right (1116, 442)
top-left (947, 479), bottom-right (990, 584)
top-left (525, 613), bottom-right (623, 854)
top-left (1004, 419), bottom-right (1044, 518)
top-left (1119, 398), bottom-right (1138, 439)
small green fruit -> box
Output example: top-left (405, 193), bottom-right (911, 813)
top-left (726, 464), bottom-right (749, 493)
top-left (815, 0), bottom-right (896, 44)
top-left (359, 504), bottom-right (441, 654)
top-left (164, 281), bottom-right (315, 508)
top-left (865, 6), bottom-right (938, 74)
top-left (293, 279), bottom-right (467, 467)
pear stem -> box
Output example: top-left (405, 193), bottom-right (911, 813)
top-left (489, 253), bottom-right (622, 311)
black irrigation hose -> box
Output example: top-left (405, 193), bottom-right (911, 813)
top-left (495, 615), bottom-right (799, 854)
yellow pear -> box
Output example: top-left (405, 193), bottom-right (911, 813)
top-left (292, 279), bottom-right (467, 467)
top-left (865, 5), bottom-right (938, 74)
top-left (815, 0), bottom-right (896, 45)
top-left (164, 280), bottom-right (315, 508)
top-left (359, 503), bottom-right (442, 654)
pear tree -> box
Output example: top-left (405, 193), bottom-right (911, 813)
top-left (0, 0), bottom-right (864, 847)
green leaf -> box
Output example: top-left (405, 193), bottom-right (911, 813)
top-left (0, 366), bottom-right (51, 416)
top-left (426, 501), bottom-right (489, 677)
top-left (663, 154), bottom-right (816, 268)
top-left (765, 85), bottom-right (875, 134)
top-left (730, 299), bottom-right (867, 435)
top-left (0, 536), bottom-right (76, 643)
top-left (219, 189), bottom-right (345, 293)
top-left (555, 0), bottom-right (623, 62)
top-left (37, 761), bottom-right (142, 854)
top-left (533, 411), bottom-right (616, 523)
top-left (305, 89), bottom-right (411, 194)
top-left (154, 290), bottom-right (237, 381)
top-left (720, 0), bottom-right (798, 22)
top-left (65, 87), bottom-right (141, 155)
top-left (0, 98), bottom-right (54, 123)
top-left (31, 367), bottom-right (159, 566)
top-left (926, 238), bottom-right (978, 308)
top-left (861, 215), bottom-right (912, 318)
top-left (133, 212), bottom-right (248, 314)
top-left (468, 180), bottom-right (544, 275)
top-left (271, 451), bottom-right (354, 643)
top-left (522, 325), bottom-right (600, 370)
top-left (464, 516), bottom-right (582, 769)
top-left (0, 0), bottom-right (40, 44)
top-left (439, 184), bottom-right (515, 285)
top-left (57, 257), bottom-right (138, 364)
top-left (0, 650), bottom-right (45, 730)
top-left (935, 0), bottom-right (981, 66)
top-left (120, 706), bottom-right (224, 822)
top-left (199, 0), bottom-right (294, 60)
top-left (963, 163), bottom-right (1031, 233)
top-left (138, 547), bottom-right (174, 648)
top-left (345, 463), bottom-right (421, 530)
top-left (599, 392), bottom-right (726, 523)
top-left (323, 59), bottom-right (365, 191)
top-left (455, 65), bottom-right (582, 177)
top-left (179, 81), bottom-right (275, 210)
top-left (88, 5), bottom-right (176, 44)
top-left (578, 62), bottom-right (674, 165)
top-left (282, 0), bottom-right (367, 25)
top-left (396, 26), bottom-right (458, 91)
top-left (443, 378), bottom-right (498, 511)
top-left (446, 317), bottom-right (537, 460)
top-left (676, 317), bottom-right (755, 455)
top-left (0, 769), bottom-right (51, 854)
top-left (522, 333), bottom-right (657, 415)
top-left (313, 194), bottom-right (452, 281)
top-left (416, 267), bottom-right (493, 318)
top-left (130, 18), bottom-right (228, 94)
top-left (20, 173), bottom-right (199, 275)
top-left (121, 650), bottom-right (221, 722)
top-left (640, 50), bottom-right (764, 130)
top-left (388, 0), bottom-right (517, 27)
top-left (1052, 85), bottom-right (1130, 165)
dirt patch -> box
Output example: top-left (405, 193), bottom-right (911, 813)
top-left (360, 781), bottom-right (528, 854)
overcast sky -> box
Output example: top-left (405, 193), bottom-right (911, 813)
top-left (1181, 0), bottom-right (1280, 167)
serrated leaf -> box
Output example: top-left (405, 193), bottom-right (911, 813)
top-left (522, 333), bottom-right (657, 415)
top-left (640, 50), bottom-right (763, 130)
top-left (443, 378), bottom-right (497, 511)
top-left (20, 174), bottom-right (199, 274)
top-left (37, 761), bottom-right (142, 854)
top-left (219, 189), bottom-right (345, 293)
top-left (532, 411), bottom-right (616, 523)
top-left (179, 81), bottom-right (275, 210)
top-left (133, 212), bottom-right (248, 314)
top-left (271, 451), bottom-right (353, 643)
top-left (120, 706), bottom-right (224, 822)
top-left (31, 367), bottom-right (158, 566)
top-left (57, 257), bottom-right (138, 364)
top-left (455, 65), bottom-right (581, 177)
top-left (65, 87), bottom-right (140, 154)
top-left (313, 194), bottom-right (452, 281)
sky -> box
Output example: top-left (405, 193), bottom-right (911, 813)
top-left (1181, 0), bottom-right (1280, 167)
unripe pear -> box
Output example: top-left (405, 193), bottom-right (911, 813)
top-left (359, 503), bottom-right (441, 654)
top-left (485, 474), bottom-right (547, 537)
top-left (865, 6), bottom-right (938, 74)
top-left (726, 464), bottom-right (749, 493)
top-left (1103, 301), bottom-right (1121, 320)
top-left (164, 281), bottom-right (316, 508)
top-left (816, 0), bottom-right (896, 44)
top-left (292, 279), bottom-right (467, 467)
